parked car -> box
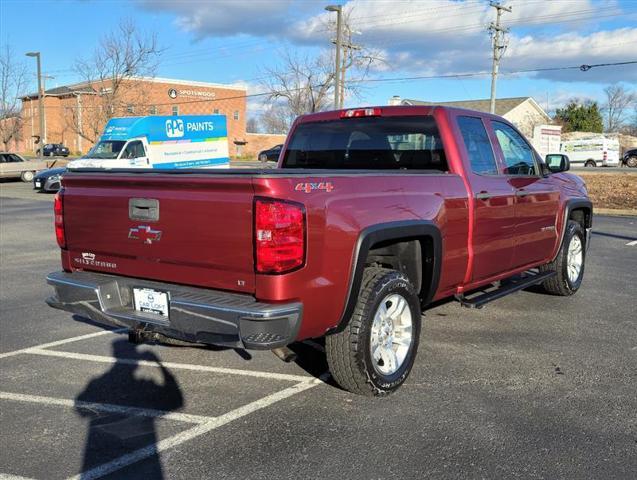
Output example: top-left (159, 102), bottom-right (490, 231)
top-left (37, 143), bottom-right (70, 157)
top-left (46, 105), bottom-right (592, 396)
top-left (33, 167), bottom-right (66, 192)
top-left (258, 144), bottom-right (283, 162)
top-left (0, 152), bottom-right (49, 182)
top-left (560, 136), bottom-right (620, 167)
top-left (622, 148), bottom-right (637, 168)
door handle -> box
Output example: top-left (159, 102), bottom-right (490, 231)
top-left (476, 191), bottom-right (493, 200)
top-left (516, 189), bottom-right (530, 197)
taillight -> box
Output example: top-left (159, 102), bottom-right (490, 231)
top-left (340, 107), bottom-right (381, 118)
top-left (255, 198), bottom-right (305, 274)
top-left (54, 190), bottom-right (65, 248)
top-left (603, 151), bottom-right (608, 160)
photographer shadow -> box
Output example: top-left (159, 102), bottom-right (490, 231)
top-left (75, 339), bottom-right (183, 479)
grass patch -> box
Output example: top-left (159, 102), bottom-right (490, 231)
top-left (575, 172), bottom-right (637, 210)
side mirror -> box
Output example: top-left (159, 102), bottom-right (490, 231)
top-left (545, 154), bottom-right (570, 173)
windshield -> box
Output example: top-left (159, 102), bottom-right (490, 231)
top-left (282, 116), bottom-right (447, 170)
top-left (85, 140), bottom-right (127, 159)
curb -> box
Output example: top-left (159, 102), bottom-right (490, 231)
top-left (595, 208), bottom-right (637, 217)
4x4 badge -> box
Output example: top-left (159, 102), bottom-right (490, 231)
top-left (129, 225), bottom-right (162, 244)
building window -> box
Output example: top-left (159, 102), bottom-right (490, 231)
top-left (172, 106), bottom-right (179, 116)
top-left (127, 104), bottom-right (135, 114)
top-left (213, 108), bottom-right (220, 114)
top-left (149, 105), bottom-right (158, 115)
top-left (233, 110), bottom-right (239, 121)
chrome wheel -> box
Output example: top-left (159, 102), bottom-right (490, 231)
top-left (370, 293), bottom-right (413, 376)
top-left (567, 235), bottom-right (583, 284)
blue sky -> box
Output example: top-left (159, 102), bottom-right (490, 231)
top-left (1, 0), bottom-right (636, 118)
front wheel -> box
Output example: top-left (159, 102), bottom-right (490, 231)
top-left (326, 267), bottom-right (421, 396)
top-left (540, 220), bottom-right (586, 296)
top-left (626, 156), bottom-right (637, 168)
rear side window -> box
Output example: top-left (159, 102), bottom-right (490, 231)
top-left (282, 116), bottom-right (447, 170)
top-left (457, 116), bottom-right (498, 175)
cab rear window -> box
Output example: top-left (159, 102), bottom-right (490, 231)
top-left (282, 116), bottom-right (447, 170)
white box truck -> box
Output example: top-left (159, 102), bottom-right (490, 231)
top-left (560, 136), bottom-right (620, 167)
top-left (69, 115), bottom-right (230, 169)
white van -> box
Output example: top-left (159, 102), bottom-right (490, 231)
top-left (69, 115), bottom-right (230, 169)
top-left (560, 136), bottom-right (620, 167)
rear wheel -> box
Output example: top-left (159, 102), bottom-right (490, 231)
top-left (584, 160), bottom-right (596, 168)
top-left (540, 220), bottom-right (586, 296)
top-left (21, 171), bottom-right (35, 182)
top-left (326, 267), bottom-right (421, 396)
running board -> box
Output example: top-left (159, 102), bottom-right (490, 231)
top-left (455, 271), bottom-right (556, 309)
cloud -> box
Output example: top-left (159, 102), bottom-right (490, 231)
top-left (289, 0), bottom-right (636, 83)
top-left (140, 0), bottom-right (636, 83)
top-left (138, 0), bottom-right (295, 38)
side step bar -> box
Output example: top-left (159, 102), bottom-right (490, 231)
top-left (455, 271), bottom-right (556, 309)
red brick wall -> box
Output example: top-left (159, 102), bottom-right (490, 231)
top-left (243, 133), bottom-right (288, 158)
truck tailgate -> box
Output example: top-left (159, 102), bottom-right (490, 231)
top-left (61, 173), bottom-right (255, 293)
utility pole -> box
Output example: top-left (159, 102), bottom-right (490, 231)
top-left (488, 2), bottom-right (511, 114)
top-left (25, 51), bottom-right (45, 160)
top-left (325, 5), bottom-right (343, 109)
top-left (333, 26), bottom-right (361, 109)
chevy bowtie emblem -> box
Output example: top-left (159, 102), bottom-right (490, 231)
top-left (129, 225), bottom-right (162, 244)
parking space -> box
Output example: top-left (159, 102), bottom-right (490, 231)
top-left (1, 182), bottom-right (636, 479)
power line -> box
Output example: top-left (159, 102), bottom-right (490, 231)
top-left (33, 60), bottom-right (637, 111)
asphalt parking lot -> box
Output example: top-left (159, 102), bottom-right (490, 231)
top-left (1, 180), bottom-right (636, 480)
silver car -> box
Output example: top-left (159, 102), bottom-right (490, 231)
top-left (0, 153), bottom-right (49, 182)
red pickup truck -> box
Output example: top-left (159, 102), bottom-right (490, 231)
top-left (46, 106), bottom-right (591, 396)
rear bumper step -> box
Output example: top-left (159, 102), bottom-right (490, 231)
top-left (46, 271), bottom-right (302, 349)
top-left (455, 271), bottom-right (556, 309)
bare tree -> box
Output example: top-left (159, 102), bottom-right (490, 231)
top-left (67, 19), bottom-right (162, 144)
top-left (603, 84), bottom-right (636, 132)
top-left (261, 49), bottom-right (335, 127)
top-left (246, 116), bottom-right (260, 133)
top-left (259, 102), bottom-right (298, 134)
top-left (0, 45), bottom-right (29, 150)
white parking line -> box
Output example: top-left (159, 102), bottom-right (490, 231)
top-left (0, 391), bottom-right (213, 424)
top-left (65, 377), bottom-right (326, 480)
top-left (26, 348), bottom-right (314, 383)
top-left (0, 329), bottom-right (125, 360)
top-left (0, 474), bottom-right (38, 480)
top-left (626, 240), bottom-right (637, 246)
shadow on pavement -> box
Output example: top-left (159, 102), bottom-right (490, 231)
top-left (75, 338), bottom-right (183, 479)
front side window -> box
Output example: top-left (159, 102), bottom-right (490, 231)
top-left (282, 116), bottom-right (447, 170)
top-left (457, 116), bottom-right (498, 175)
top-left (121, 141), bottom-right (146, 159)
top-left (8, 154), bottom-right (24, 163)
top-left (492, 121), bottom-right (537, 175)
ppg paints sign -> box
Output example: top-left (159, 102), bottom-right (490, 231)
top-left (167, 88), bottom-right (216, 99)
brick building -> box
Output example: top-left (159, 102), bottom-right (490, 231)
top-left (19, 77), bottom-right (251, 156)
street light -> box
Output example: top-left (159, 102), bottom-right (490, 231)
top-left (325, 5), bottom-right (343, 110)
top-left (26, 51), bottom-right (45, 160)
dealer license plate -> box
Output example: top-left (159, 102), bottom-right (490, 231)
top-left (133, 288), bottom-right (169, 318)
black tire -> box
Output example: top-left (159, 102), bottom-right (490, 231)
top-left (325, 267), bottom-right (421, 396)
top-left (584, 160), bottom-right (596, 168)
top-left (626, 156), bottom-right (637, 168)
top-left (540, 220), bottom-right (586, 296)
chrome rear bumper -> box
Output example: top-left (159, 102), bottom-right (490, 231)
top-left (46, 271), bottom-right (302, 349)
